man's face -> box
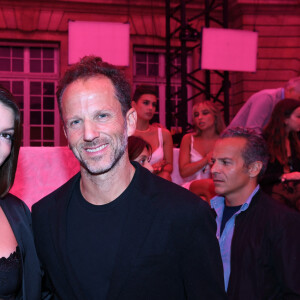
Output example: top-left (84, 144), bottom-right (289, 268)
top-left (211, 137), bottom-right (253, 203)
top-left (286, 88), bottom-right (300, 101)
top-left (61, 76), bottom-right (135, 175)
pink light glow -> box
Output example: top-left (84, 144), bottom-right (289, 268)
top-left (201, 27), bottom-right (258, 72)
top-left (68, 21), bottom-right (130, 66)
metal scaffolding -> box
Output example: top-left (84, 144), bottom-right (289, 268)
top-left (165, 0), bottom-right (230, 139)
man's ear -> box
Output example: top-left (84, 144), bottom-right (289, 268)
top-left (63, 126), bottom-right (67, 139)
top-left (126, 108), bottom-right (137, 137)
top-left (63, 126), bottom-right (72, 149)
top-left (285, 86), bottom-right (294, 99)
top-left (248, 161), bottom-right (263, 178)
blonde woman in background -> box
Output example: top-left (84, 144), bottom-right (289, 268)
top-left (179, 101), bottom-right (225, 201)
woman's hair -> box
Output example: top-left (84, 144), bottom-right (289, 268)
top-left (263, 98), bottom-right (300, 165)
top-left (128, 136), bottom-right (152, 161)
top-left (192, 101), bottom-right (225, 135)
top-left (132, 85), bottom-right (157, 103)
top-left (0, 87), bottom-right (21, 198)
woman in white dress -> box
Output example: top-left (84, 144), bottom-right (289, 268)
top-left (179, 101), bottom-right (225, 200)
top-left (132, 85), bottom-right (173, 181)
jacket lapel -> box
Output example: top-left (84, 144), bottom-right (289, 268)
top-left (49, 172), bottom-right (87, 299)
top-left (0, 195), bottom-right (27, 252)
top-left (106, 166), bottom-right (159, 300)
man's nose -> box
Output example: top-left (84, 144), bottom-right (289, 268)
top-left (211, 162), bottom-right (218, 174)
top-left (83, 120), bottom-right (98, 141)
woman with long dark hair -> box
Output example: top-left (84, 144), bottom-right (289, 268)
top-left (0, 87), bottom-right (42, 299)
top-left (261, 98), bottom-right (300, 211)
top-left (132, 85), bottom-right (173, 181)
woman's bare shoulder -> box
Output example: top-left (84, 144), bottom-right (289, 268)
top-left (160, 126), bottom-right (172, 136)
top-left (182, 132), bottom-right (194, 142)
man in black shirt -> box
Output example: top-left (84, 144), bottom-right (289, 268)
top-left (31, 56), bottom-right (226, 300)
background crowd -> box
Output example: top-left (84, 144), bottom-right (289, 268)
top-left (132, 77), bottom-right (300, 212)
top-left (0, 57), bottom-right (299, 299)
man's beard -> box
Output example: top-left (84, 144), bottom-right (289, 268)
top-left (71, 126), bottom-right (128, 176)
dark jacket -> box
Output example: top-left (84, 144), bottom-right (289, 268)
top-left (0, 193), bottom-right (42, 300)
top-left (32, 162), bottom-right (227, 300)
top-left (260, 151), bottom-right (300, 188)
top-left (227, 189), bottom-right (300, 299)
top-left (260, 147), bottom-right (300, 210)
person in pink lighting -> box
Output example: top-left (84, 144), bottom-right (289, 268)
top-left (31, 56), bottom-right (226, 300)
top-left (128, 135), bottom-right (153, 173)
top-left (210, 127), bottom-right (300, 299)
top-left (261, 99), bottom-right (300, 211)
top-left (132, 85), bottom-right (173, 181)
top-left (179, 101), bottom-right (225, 201)
top-left (228, 76), bottom-right (300, 133)
top-left (0, 87), bottom-right (42, 300)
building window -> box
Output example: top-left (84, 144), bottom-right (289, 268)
top-left (0, 46), bottom-right (24, 72)
top-left (30, 47), bottom-right (55, 73)
top-left (135, 52), bottom-right (159, 77)
top-left (0, 44), bottom-right (59, 146)
top-left (133, 48), bottom-right (191, 131)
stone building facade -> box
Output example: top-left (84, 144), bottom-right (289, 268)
top-left (0, 0), bottom-right (299, 145)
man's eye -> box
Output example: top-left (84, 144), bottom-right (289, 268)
top-left (97, 113), bottom-right (109, 119)
top-left (69, 120), bottom-right (81, 127)
top-left (66, 120), bottom-right (81, 128)
top-left (202, 110), bottom-right (209, 115)
top-left (143, 101), bottom-right (150, 106)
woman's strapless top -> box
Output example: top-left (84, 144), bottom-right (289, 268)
top-left (150, 127), bottom-right (164, 165)
top-left (0, 246), bottom-right (22, 299)
top-left (187, 135), bottom-right (211, 181)
top-left (181, 135), bottom-right (211, 189)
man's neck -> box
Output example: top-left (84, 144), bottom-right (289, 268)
top-left (80, 158), bottom-right (135, 205)
top-left (224, 183), bottom-right (258, 207)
